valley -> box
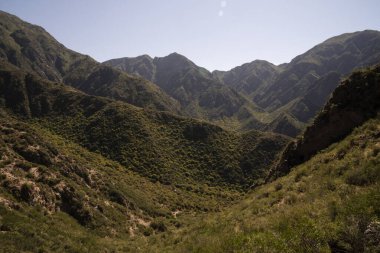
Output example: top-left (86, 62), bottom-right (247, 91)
top-left (0, 9), bottom-right (379, 253)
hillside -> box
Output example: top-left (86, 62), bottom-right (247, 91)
top-left (0, 61), bottom-right (290, 190)
top-left (104, 53), bottom-right (268, 131)
top-left (105, 31), bottom-right (380, 137)
top-left (0, 109), bottom-right (247, 252)
top-left (211, 30), bottom-right (380, 136)
top-left (212, 60), bottom-right (281, 100)
top-left (254, 30), bottom-right (380, 135)
top-left (271, 64), bottom-right (380, 179)
top-left (161, 116), bottom-right (380, 252)
top-left (144, 65), bottom-right (380, 253)
top-left (0, 11), bottom-right (180, 113)
top-left (1, 9), bottom-right (379, 253)
top-left (0, 63), bottom-right (290, 252)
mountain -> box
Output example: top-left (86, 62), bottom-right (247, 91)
top-left (166, 115), bottom-right (380, 253)
top-left (104, 53), bottom-right (268, 131)
top-left (105, 31), bottom-right (380, 137)
top-left (0, 59), bottom-right (289, 250)
top-left (214, 30), bottom-right (380, 136)
top-left (1, 10), bottom-right (380, 253)
top-left (146, 64), bottom-right (380, 253)
top-left (0, 62), bottom-right (289, 189)
top-left (212, 60), bottom-right (281, 100)
top-left (269, 63), bottom-right (380, 179)
top-left (263, 31), bottom-right (380, 131)
top-left (0, 11), bottom-right (180, 113)
top-left (1, 61), bottom-right (379, 252)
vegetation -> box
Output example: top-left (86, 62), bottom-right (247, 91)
top-left (0, 9), bottom-right (380, 253)
top-left (0, 110), bottom-right (242, 251)
top-left (0, 11), bottom-right (180, 113)
top-left (272, 64), bottom-right (380, 178)
top-left (106, 31), bottom-right (380, 137)
top-left (153, 116), bottom-right (380, 252)
top-left (105, 53), bottom-right (268, 132)
top-left (0, 64), bottom-right (289, 190)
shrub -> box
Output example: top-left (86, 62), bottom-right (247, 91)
top-left (274, 183), bottom-right (283, 191)
top-left (150, 219), bottom-right (167, 232)
top-left (142, 226), bottom-right (153, 236)
top-left (277, 216), bottom-right (328, 252)
top-left (345, 164), bottom-right (380, 186)
top-left (295, 170), bottom-right (307, 182)
top-left (20, 183), bottom-right (33, 202)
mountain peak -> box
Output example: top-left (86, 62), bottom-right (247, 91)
top-left (154, 52), bottom-right (194, 67)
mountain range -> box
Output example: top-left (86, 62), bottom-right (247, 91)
top-left (0, 10), bottom-right (379, 253)
top-left (105, 30), bottom-right (380, 136)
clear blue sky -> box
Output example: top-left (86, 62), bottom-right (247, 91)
top-left (1, 0), bottom-right (379, 71)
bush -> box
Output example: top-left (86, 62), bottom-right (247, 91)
top-left (295, 170), bottom-right (307, 182)
top-left (274, 183), bottom-right (283, 191)
top-left (345, 164), bottom-right (380, 186)
top-left (277, 216), bottom-right (328, 252)
top-left (150, 219), bottom-right (167, 232)
top-left (20, 183), bottom-right (33, 202)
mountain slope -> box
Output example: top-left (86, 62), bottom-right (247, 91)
top-left (212, 60), bottom-right (281, 100)
top-left (214, 30), bottom-right (380, 136)
top-left (104, 53), bottom-right (268, 131)
top-left (0, 109), bottom-right (246, 252)
top-left (148, 63), bottom-right (380, 253)
top-left (270, 64), bottom-right (380, 179)
top-left (0, 10), bottom-right (180, 113)
top-left (164, 116), bottom-right (380, 252)
top-left (256, 30), bottom-right (380, 132)
top-left (0, 62), bottom-right (289, 190)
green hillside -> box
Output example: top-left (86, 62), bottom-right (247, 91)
top-left (142, 65), bottom-right (380, 252)
top-left (271, 64), bottom-right (380, 179)
top-left (0, 110), bottom-right (244, 252)
top-left (214, 30), bottom-right (380, 137)
top-left (255, 30), bottom-right (380, 136)
top-left (0, 11), bottom-right (180, 113)
top-left (1, 9), bottom-right (380, 253)
top-left (161, 116), bottom-right (380, 252)
top-left (104, 53), bottom-right (269, 132)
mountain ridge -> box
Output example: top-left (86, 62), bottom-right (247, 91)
top-left (269, 63), bottom-right (380, 179)
top-left (0, 10), bottom-right (181, 113)
top-left (104, 52), bottom-right (268, 131)
top-left (105, 29), bottom-right (380, 136)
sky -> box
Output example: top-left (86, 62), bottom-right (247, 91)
top-left (1, 0), bottom-right (379, 71)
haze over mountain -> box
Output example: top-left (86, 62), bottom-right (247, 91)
top-left (0, 9), bottom-right (380, 253)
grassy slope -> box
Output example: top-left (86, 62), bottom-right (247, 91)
top-left (271, 64), bottom-right (380, 179)
top-left (0, 64), bottom-right (289, 190)
top-left (0, 110), bottom-right (243, 252)
top-left (154, 116), bottom-right (380, 252)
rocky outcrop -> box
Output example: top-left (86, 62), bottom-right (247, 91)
top-left (269, 64), bottom-right (380, 179)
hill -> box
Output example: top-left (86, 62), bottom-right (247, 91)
top-left (270, 63), bottom-right (380, 179)
top-left (164, 115), bottom-right (380, 252)
top-left (253, 30), bottom-right (380, 136)
top-left (0, 10), bottom-right (180, 113)
top-left (104, 53), bottom-right (268, 131)
top-left (106, 30), bottom-right (380, 137)
top-left (145, 64), bottom-right (380, 253)
top-left (212, 60), bottom-right (281, 101)
top-left (0, 62), bottom-right (289, 190)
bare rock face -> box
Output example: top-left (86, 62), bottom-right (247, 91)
top-left (269, 64), bottom-right (380, 179)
